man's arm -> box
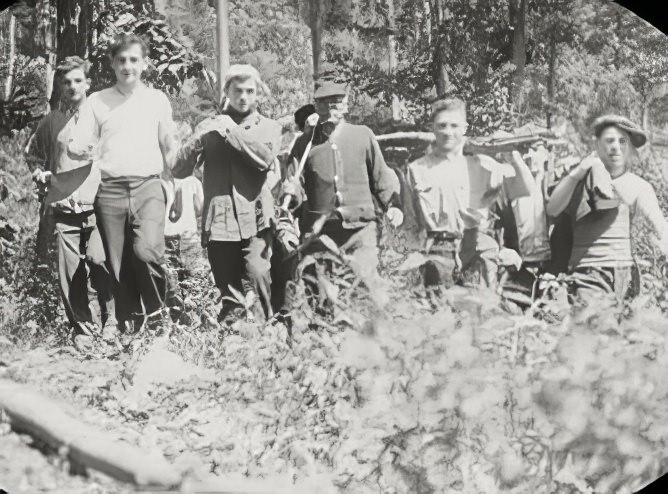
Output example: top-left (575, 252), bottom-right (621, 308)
top-left (634, 181), bottom-right (668, 254)
top-left (501, 151), bottom-right (533, 201)
top-left (365, 128), bottom-right (401, 210)
top-left (25, 118), bottom-right (49, 174)
top-left (172, 133), bottom-right (204, 179)
top-left (158, 93), bottom-right (178, 172)
top-left (406, 163), bottom-right (435, 232)
top-left (545, 153), bottom-right (600, 217)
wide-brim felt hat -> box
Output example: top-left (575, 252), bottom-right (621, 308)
top-left (592, 114), bottom-right (647, 148)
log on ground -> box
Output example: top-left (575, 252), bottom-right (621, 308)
top-left (0, 378), bottom-right (181, 489)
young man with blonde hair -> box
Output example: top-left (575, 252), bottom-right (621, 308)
top-left (68, 33), bottom-right (178, 334)
top-left (407, 98), bottom-right (530, 290)
top-left (173, 64), bottom-right (282, 323)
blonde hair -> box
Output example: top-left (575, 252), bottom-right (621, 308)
top-left (223, 64), bottom-right (270, 97)
top-left (431, 98), bottom-right (467, 121)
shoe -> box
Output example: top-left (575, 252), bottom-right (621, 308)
top-left (73, 334), bottom-right (94, 352)
top-left (101, 320), bottom-right (120, 343)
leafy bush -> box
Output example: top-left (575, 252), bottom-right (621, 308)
top-left (89, 0), bottom-right (203, 95)
top-left (0, 55), bottom-right (49, 135)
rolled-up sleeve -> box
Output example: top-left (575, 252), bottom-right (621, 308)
top-left (365, 127), bottom-right (400, 210)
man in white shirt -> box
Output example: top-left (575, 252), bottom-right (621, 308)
top-left (68, 33), bottom-right (178, 333)
top-left (407, 98), bottom-right (530, 290)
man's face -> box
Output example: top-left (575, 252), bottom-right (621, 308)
top-left (59, 68), bottom-right (89, 105)
top-left (226, 78), bottom-right (258, 113)
top-left (432, 109), bottom-right (467, 152)
top-left (111, 43), bottom-right (146, 85)
top-left (315, 95), bottom-right (348, 124)
top-left (596, 126), bottom-right (631, 170)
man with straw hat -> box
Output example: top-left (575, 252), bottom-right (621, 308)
top-left (173, 64), bottom-right (282, 323)
top-left (546, 114), bottom-right (668, 303)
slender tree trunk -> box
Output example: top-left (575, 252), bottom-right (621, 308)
top-left (310, 0), bottom-right (324, 82)
top-left (546, 34), bottom-right (557, 129)
top-left (424, 0), bottom-right (431, 45)
top-left (387, 0), bottom-right (401, 121)
top-left (56, 0), bottom-right (95, 61)
top-left (431, 0), bottom-right (449, 97)
top-left (4, 14), bottom-right (16, 101)
top-left (510, 0), bottom-right (527, 107)
top-left (215, 0), bottom-right (230, 102)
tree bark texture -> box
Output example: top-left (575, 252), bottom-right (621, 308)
top-left (216, 0), bottom-right (230, 102)
top-left (386, 0), bottom-right (401, 121)
top-left (510, 0), bottom-right (527, 107)
top-left (3, 13), bottom-right (17, 102)
top-left (56, 0), bottom-right (95, 61)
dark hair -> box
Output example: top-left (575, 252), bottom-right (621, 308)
top-left (294, 104), bottom-right (316, 131)
top-left (108, 33), bottom-right (149, 59)
top-left (55, 56), bottom-right (90, 79)
top-left (431, 98), bottom-right (467, 121)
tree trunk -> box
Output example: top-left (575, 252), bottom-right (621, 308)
top-left (424, 0), bottom-right (431, 45)
top-left (510, 0), bottom-right (527, 108)
top-left (4, 13), bottom-right (16, 101)
top-left (56, 0), bottom-right (95, 61)
top-left (431, 0), bottom-right (449, 98)
top-left (387, 0), bottom-right (401, 121)
top-left (310, 0), bottom-right (324, 82)
top-left (546, 34), bottom-right (557, 129)
top-left (215, 0), bottom-right (230, 103)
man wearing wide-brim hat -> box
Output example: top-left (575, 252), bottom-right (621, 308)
top-left (546, 114), bottom-right (668, 304)
top-left (281, 78), bottom-right (403, 305)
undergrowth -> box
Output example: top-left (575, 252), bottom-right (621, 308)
top-left (3, 133), bottom-right (668, 493)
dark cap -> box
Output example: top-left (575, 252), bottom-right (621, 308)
top-left (592, 114), bottom-right (647, 148)
top-left (314, 81), bottom-right (347, 100)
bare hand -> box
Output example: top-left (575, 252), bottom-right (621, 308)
top-left (305, 113), bottom-right (319, 129)
top-left (570, 152), bottom-right (601, 181)
top-left (386, 207), bottom-right (404, 228)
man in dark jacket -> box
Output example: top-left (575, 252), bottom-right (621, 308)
top-left (281, 80), bottom-right (402, 296)
top-left (173, 64), bottom-right (282, 322)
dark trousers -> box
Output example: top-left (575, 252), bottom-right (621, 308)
top-left (54, 210), bottom-right (115, 333)
top-left (207, 228), bottom-right (273, 319)
top-left (422, 229), bottom-right (499, 290)
top-left (36, 199), bottom-right (56, 265)
top-left (95, 176), bottom-right (167, 325)
top-left (569, 265), bottom-right (639, 305)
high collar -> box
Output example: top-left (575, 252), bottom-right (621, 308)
top-left (56, 99), bottom-right (86, 118)
top-left (224, 105), bottom-right (257, 125)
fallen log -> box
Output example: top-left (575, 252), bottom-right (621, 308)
top-left (0, 378), bottom-right (181, 489)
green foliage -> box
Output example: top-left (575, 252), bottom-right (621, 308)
top-left (89, 0), bottom-right (203, 95)
top-left (0, 55), bottom-right (48, 134)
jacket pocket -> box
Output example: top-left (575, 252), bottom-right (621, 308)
top-left (205, 195), bottom-right (241, 240)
